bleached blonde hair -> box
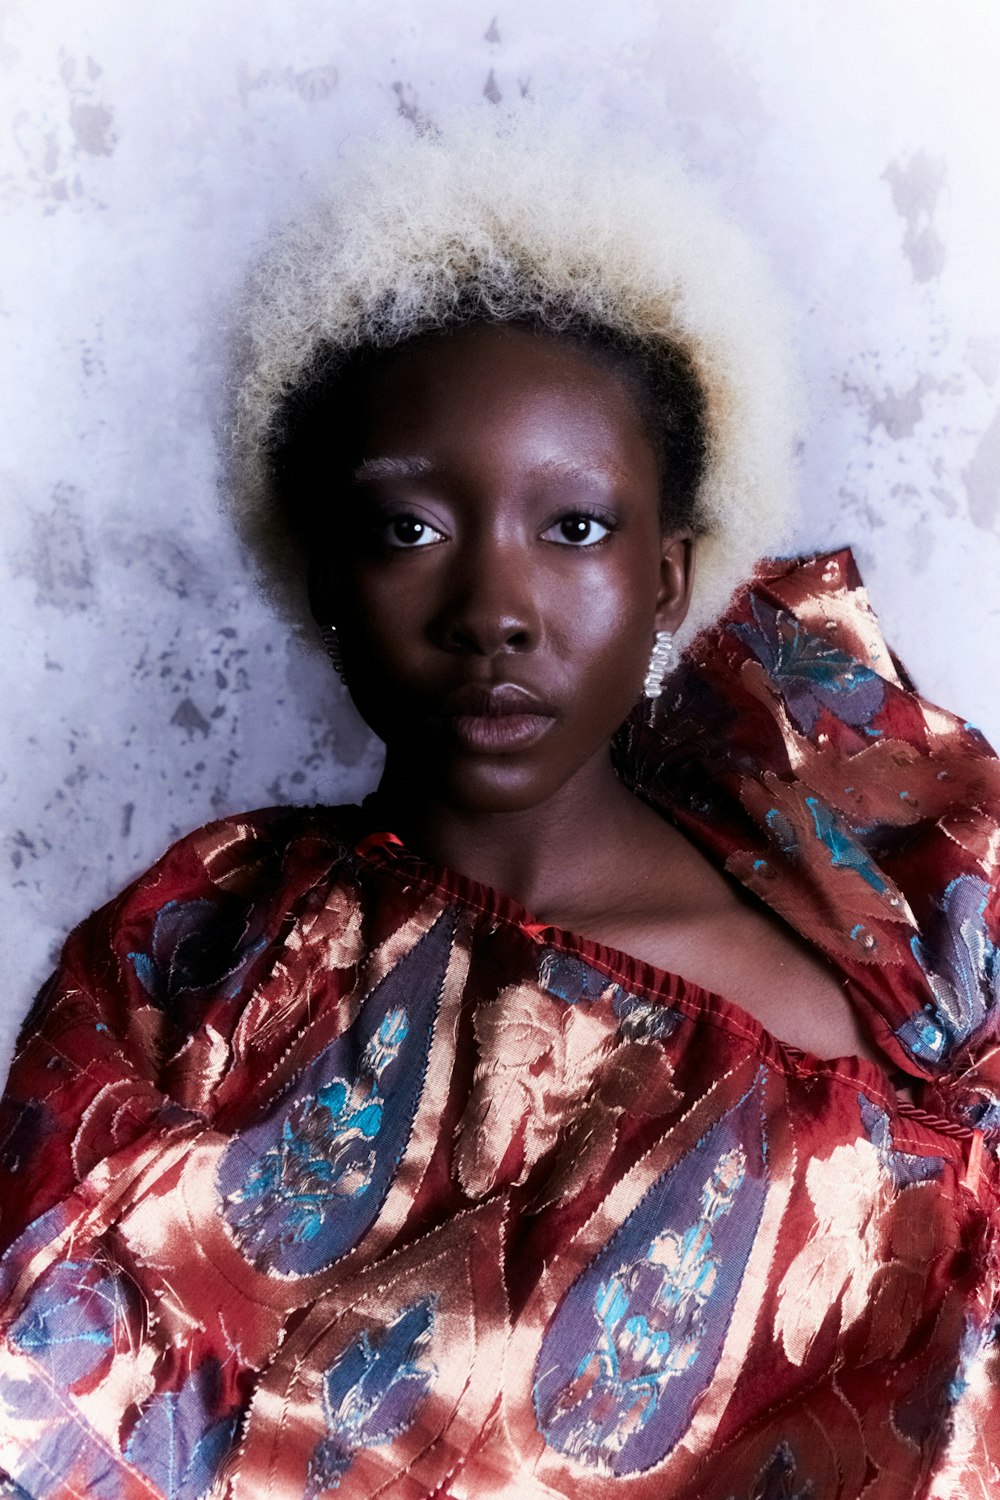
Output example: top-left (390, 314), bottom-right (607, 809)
top-left (228, 106), bottom-right (798, 649)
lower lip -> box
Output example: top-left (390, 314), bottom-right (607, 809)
top-left (447, 713), bottom-right (556, 752)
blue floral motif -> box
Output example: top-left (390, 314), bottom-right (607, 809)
top-left (732, 597), bottom-right (885, 736)
top-left (128, 897), bottom-right (265, 1008)
top-left (1, 1272), bottom-right (237, 1499)
top-left (535, 1074), bottom-right (769, 1476)
top-left (904, 876), bottom-right (1000, 1064)
top-left (218, 910), bottom-right (455, 1276)
top-left (306, 1299), bottom-right (436, 1495)
top-left (125, 1360), bottom-right (240, 1500)
top-left (804, 797), bottom-right (888, 894)
top-left (723, 1442), bottom-right (815, 1500)
top-left (539, 951), bottom-right (620, 1005)
top-left (893, 1010), bottom-right (949, 1067)
top-left (224, 1010), bottom-right (407, 1262)
top-left (857, 1094), bottom-right (943, 1187)
top-left (9, 1258), bottom-right (129, 1386)
top-left (765, 807), bottom-right (798, 857)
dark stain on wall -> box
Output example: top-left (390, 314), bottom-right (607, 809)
top-left (68, 100), bottom-right (116, 157)
top-left (236, 63), bottom-right (339, 106)
top-left (14, 483), bottom-right (95, 611)
top-left (107, 528), bottom-right (216, 602)
top-left (392, 82), bottom-right (436, 133)
top-left (882, 151), bottom-right (947, 283)
top-left (171, 698), bottom-right (212, 737)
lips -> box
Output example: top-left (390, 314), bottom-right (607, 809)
top-left (441, 682), bottom-right (555, 718)
top-left (436, 681), bottom-right (558, 753)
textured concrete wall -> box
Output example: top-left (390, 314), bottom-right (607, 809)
top-left (2, 0), bottom-right (999, 1078)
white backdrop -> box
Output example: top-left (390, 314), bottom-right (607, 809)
top-left (2, 0), bottom-right (999, 1080)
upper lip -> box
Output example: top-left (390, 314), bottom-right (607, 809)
top-left (439, 682), bottom-right (557, 718)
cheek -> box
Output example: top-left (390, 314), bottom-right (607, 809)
top-left (556, 557), bottom-right (658, 670)
top-left (341, 569), bottom-right (429, 666)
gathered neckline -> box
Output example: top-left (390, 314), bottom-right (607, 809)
top-left (349, 821), bottom-right (921, 1119)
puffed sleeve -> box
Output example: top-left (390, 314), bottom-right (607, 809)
top-left (621, 548), bottom-right (1000, 1139)
top-left (0, 805), bottom-right (353, 1255)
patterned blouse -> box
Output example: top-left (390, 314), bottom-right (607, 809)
top-left (2, 550), bottom-right (999, 1499)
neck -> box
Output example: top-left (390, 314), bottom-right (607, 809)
top-left (370, 746), bottom-right (652, 920)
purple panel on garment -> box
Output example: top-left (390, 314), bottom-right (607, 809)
top-left (533, 1070), bottom-right (769, 1476)
top-left (0, 1200), bottom-right (74, 1302)
top-left (125, 1359), bottom-right (241, 1500)
top-left (858, 1093), bottom-right (943, 1187)
top-left (0, 1385), bottom-right (125, 1500)
top-left (538, 950), bottom-right (623, 1005)
top-left (730, 596), bottom-right (885, 737)
top-left (9, 1257), bottom-right (131, 1386)
top-left (539, 950), bottom-right (683, 1042)
top-left (907, 874), bottom-right (999, 1063)
top-left (306, 1297), bottom-right (437, 1494)
top-left (2, 1258), bottom-right (139, 1499)
top-left (217, 909), bottom-right (456, 1277)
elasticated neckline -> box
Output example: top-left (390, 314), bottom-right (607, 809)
top-left (351, 825), bottom-right (917, 1120)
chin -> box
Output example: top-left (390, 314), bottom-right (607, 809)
top-left (439, 758), bottom-right (571, 816)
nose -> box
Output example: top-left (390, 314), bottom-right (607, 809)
top-left (431, 539), bottom-right (541, 657)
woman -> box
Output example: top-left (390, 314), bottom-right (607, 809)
top-left (1, 112), bottom-right (998, 1498)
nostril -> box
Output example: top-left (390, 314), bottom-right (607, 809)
top-left (444, 625), bottom-right (482, 654)
top-left (438, 614), bottom-right (536, 655)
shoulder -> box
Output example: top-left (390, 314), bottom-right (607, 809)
top-left (12, 803), bottom-right (368, 1080)
top-left (0, 805), bottom-right (369, 1245)
top-left (124, 803), bottom-right (365, 903)
top-left (53, 803), bottom-right (366, 1009)
top-left (625, 550), bottom-right (1000, 1114)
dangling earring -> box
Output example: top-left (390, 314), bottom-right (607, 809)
top-left (319, 624), bottom-right (347, 683)
top-left (643, 629), bottom-right (674, 701)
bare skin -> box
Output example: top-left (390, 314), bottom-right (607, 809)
top-left (309, 323), bottom-right (895, 1078)
top-left (379, 769), bottom-right (884, 1068)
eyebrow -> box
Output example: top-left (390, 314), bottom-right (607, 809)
top-left (531, 457), bottom-right (628, 487)
top-left (351, 455), bottom-right (627, 487)
top-left (352, 456), bottom-right (433, 483)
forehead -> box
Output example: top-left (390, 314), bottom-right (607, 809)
top-left (360, 322), bottom-right (657, 473)
top-left (371, 322), bottom-right (637, 401)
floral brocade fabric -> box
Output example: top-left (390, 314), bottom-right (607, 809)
top-left (3, 550), bottom-right (1000, 1499)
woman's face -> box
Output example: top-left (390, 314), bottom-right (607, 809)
top-left (309, 323), bottom-right (694, 814)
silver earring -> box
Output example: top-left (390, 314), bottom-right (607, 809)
top-left (320, 624), bottom-right (347, 683)
top-left (643, 629), bottom-right (674, 700)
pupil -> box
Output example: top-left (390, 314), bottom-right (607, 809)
top-left (396, 517), bottom-right (423, 542)
top-left (563, 517), bottom-right (589, 541)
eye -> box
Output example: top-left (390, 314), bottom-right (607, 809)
top-left (541, 511), bottom-right (616, 547)
top-left (379, 513), bottom-right (447, 549)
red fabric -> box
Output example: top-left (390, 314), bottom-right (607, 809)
top-left (1, 551), bottom-right (999, 1499)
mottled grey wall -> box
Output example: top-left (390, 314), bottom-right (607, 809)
top-left (3, 0), bottom-right (999, 1080)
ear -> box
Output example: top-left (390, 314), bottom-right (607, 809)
top-left (654, 533), bottom-right (696, 634)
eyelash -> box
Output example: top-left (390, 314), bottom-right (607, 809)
top-left (371, 506), bottom-right (621, 550)
top-left (375, 513), bottom-right (445, 549)
top-left (542, 507), bottom-right (620, 547)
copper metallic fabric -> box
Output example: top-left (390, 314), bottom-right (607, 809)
top-left (2, 550), bottom-right (1000, 1498)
